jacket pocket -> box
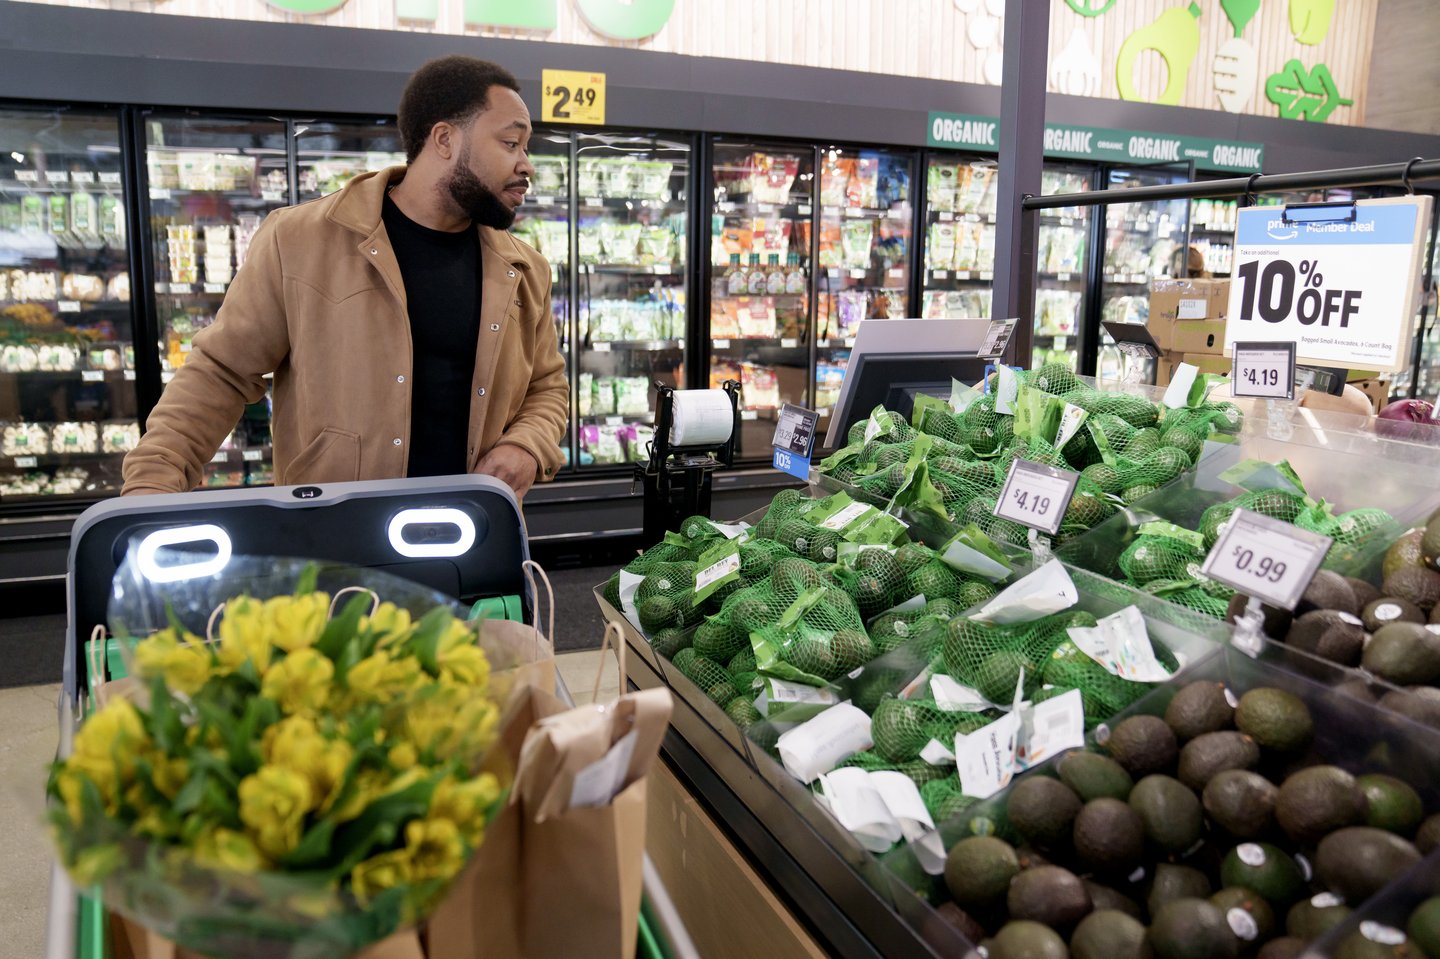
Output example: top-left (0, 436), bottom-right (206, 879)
top-left (282, 427), bottom-right (361, 485)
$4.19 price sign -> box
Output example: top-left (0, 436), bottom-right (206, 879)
top-left (1231, 341), bottom-right (1297, 400)
top-left (993, 459), bottom-right (1080, 537)
top-left (1200, 507), bottom-right (1334, 611)
top-left (541, 69), bottom-right (606, 125)
top-left (772, 403), bottom-right (819, 481)
top-left (1225, 199), bottom-right (1432, 372)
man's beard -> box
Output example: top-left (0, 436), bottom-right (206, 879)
top-left (445, 148), bottom-right (519, 230)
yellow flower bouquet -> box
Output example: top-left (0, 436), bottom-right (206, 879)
top-left (48, 556), bottom-right (516, 958)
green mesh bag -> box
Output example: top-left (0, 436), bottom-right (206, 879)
top-left (940, 611), bottom-right (1098, 704)
top-left (838, 750), bottom-right (900, 773)
top-left (635, 561), bottom-right (703, 632)
top-left (1042, 641), bottom-right (1157, 723)
top-left (1118, 535), bottom-right (1205, 586)
top-left (1081, 461), bottom-right (1125, 495)
top-left (1198, 488), bottom-right (1307, 548)
top-left (959, 495), bottom-right (1030, 548)
top-left (693, 615), bottom-right (751, 661)
top-left (727, 646), bottom-right (757, 677)
top-left (678, 514), bottom-right (725, 542)
top-left (833, 548), bottom-right (910, 619)
top-left (717, 582), bottom-right (784, 633)
top-left (858, 462), bottom-right (910, 501)
top-left (750, 575), bottom-right (877, 683)
top-left (847, 419), bottom-right (870, 447)
top-left (928, 467), bottom-right (992, 519)
top-left (1027, 363), bottom-right (1083, 396)
top-left (867, 609), bottom-right (949, 656)
top-left (1089, 392), bottom-right (1160, 428)
top-left (935, 458), bottom-right (1002, 492)
top-left (872, 697), bottom-right (992, 763)
top-left (751, 488), bottom-right (810, 540)
top-left (958, 395), bottom-right (1002, 454)
top-left (917, 405), bottom-right (965, 444)
top-left (869, 439), bottom-right (919, 471)
top-left (1117, 446), bottom-right (1193, 490)
top-left (921, 778), bottom-right (976, 824)
top-left (896, 541), bottom-right (940, 574)
top-left (725, 697), bottom-right (763, 729)
top-left (1157, 586), bottom-right (1232, 619)
top-left (673, 649), bottom-right (738, 707)
top-left (649, 626), bottom-right (693, 659)
top-left (905, 559), bottom-right (971, 603)
top-left (601, 572), bottom-right (622, 609)
top-left (623, 541), bottom-right (694, 575)
top-left (1061, 487), bottom-right (1117, 532)
top-left (739, 539), bottom-right (799, 584)
top-left (1060, 428), bottom-right (1101, 472)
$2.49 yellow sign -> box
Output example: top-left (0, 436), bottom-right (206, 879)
top-left (541, 69), bottom-right (606, 125)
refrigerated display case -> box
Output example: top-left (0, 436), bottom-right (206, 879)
top-left (918, 155), bottom-right (995, 322)
top-left (1096, 166), bottom-right (1192, 383)
top-left (814, 146), bottom-right (914, 434)
top-left (709, 141), bottom-right (814, 458)
top-left (292, 118), bottom-right (405, 202)
top-left (1031, 165), bottom-right (1092, 370)
top-left (0, 107), bottom-right (139, 503)
top-left (571, 132), bottom-right (688, 470)
top-left (1187, 195), bottom-right (1236, 277)
top-left (143, 113), bottom-right (289, 488)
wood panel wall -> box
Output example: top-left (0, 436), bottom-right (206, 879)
top-left (18, 0), bottom-right (1387, 127)
top-left (1364, 0), bottom-right (1440, 134)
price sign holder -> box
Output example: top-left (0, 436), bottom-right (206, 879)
top-left (993, 458), bottom-right (1080, 539)
top-left (977, 318), bottom-right (1018, 360)
top-left (1102, 321), bottom-right (1161, 387)
top-left (1201, 508), bottom-right (1333, 655)
top-left (772, 403), bottom-right (819, 480)
top-left (541, 69), bottom-right (607, 125)
top-left (1232, 341), bottom-right (1297, 400)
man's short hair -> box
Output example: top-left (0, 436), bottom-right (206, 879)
top-left (398, 56), bottom-right (521, 163)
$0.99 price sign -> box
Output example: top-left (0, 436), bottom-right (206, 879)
top-left (1231, 341), bottom-right (1296, 400)
top-left (541, 69), bottom-right (606, 125)
top-left (1200, 507), bottom-right (1334, 610)
top-left (993, 458), bottom-right (1080, 537)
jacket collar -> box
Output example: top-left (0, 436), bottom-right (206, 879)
top-left (329, 165), bottom-right (531, 269)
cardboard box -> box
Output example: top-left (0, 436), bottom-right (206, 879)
top-left (1155, 350), bottom-right (1232, 387)
top-left (1350, 377), bottom-right (1392, 413)
top-left (1147, 278), bottom-right (1230, 352)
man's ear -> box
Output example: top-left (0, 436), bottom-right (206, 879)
top-left (430, 121), bottom-right (457, 162)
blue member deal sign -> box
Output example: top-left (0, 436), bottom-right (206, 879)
top-left (1224, 197), bottom-right (1432, 372)
top-left (772, 404), bottom-right (818, 480)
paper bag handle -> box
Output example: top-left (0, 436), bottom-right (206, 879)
top-left (591, 620), bottom-right (628, 706)
top-left (521, 559), bottom-right (555, 655)
top-left (329, 586), bottom-right (381, 619)
top-left (87, 624), bottom-right (108, 707)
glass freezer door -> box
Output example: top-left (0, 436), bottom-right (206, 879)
top-left (0, 107), bottom-right (138, 502)
top-left (145, 114), bottom-right (289, 488)
top-left (920, 154), bottom-right (997, 321)
top-left (710, 141), bottom-right (814, 460)
top-left (1096, 167), bottom-right (1191, 384)
top-left (572, 132), bottom-right (688, 470)
top-left (815, 146), bottom-right (914, 437)
top-left (509, 131), bottom-right (574, 469)
top-left (1032, 165), bottom-right (1092, 370)
top-left (293, 118), bottom-right (405, 202)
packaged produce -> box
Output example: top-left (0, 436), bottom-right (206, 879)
top-left (2, 422), bottom-right (48, 456)
top-left (615, 376), bottom-right (651, 417)
top-left (61, 273), bottom-right (104, 301)
top-left (711, 300), bottom-right (742, 339)
top-left (842, 220), bottom-right (874, 270)
top-left (590, 376), bottom-right (618, 416)
top-left (577, 372), bottom-right (594, 417)
top-left (741, 363), bottom-right (781, 410)
top-left (635, 160), bottom-right (674, 200)
top-left (819, 223), bottom-right (844, 270)
top-left (577, 158), bottom-right (603, 197)
top-left (530, 154), bottom-right (567, 196)
top-left (100, 421), bottom-right (140, 454)
top-left (581, 423), bottom-right (626, 464)
top-left (50, 421), bottom-right (98, 454)
top-left (752, 153), bottom-right (799, 205)
top-left (739, 299), bottom-right (777, 339)
top-left (37, 344), bottom-right (79, 372)
top-left (1, 345), bottom-right (39, 372)
top-left (710, 360), bottom-right (743, 390)
top-left (821, 156), bottom-right (855, 208)
top-left (850, 157), bottom-right (880, 209)
top-left (928, 223), bottom-right (958, 272)
top-left (929, 163), bottom-right (959, 213)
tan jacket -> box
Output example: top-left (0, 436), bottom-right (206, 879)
top-left (122, 167), bottom-right (569, 495)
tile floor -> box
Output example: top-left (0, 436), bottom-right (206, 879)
top-left (0, 648), bottom-right (616, 958)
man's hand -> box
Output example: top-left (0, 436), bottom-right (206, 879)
top-left (474, 444), bottom-right (538, 498)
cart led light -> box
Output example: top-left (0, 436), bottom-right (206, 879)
top-left (386, 508), bottom-right (476, 558)
top-left (135, 523), bottom-right (232, 583)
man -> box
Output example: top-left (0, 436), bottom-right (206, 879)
top-left (122, 56), bottom-right (568, 499)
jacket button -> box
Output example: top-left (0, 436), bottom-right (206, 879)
top-left (507, 270), bottom-right (515, 277)
top-left (396, 375), bottom-right (405, 383)
top-left (476, 387), bottom-right (486, 396)
top-left (392, 437), bottom-right (402, 446)
top-left (370, 248), bottom-right (378, 255)
top-left (490, 323), bottom-right (500, 332)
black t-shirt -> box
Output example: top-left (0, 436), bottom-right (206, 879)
top-left (382, 195), bottom-right (481, 477)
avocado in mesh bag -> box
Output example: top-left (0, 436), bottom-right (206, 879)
top-left (636, 561), bottom-right (703, 632)
top-left (1090, 392), bottom-right (1160, 428)
top-left (624, 540), bottom-right (695, 575)
top-left (1198, 488), bottom-right (1308, 549)
top-left (694, 616), bottom-right (751, 661)
top-left (1119, 535), bottom-right (1204, 587)
top-left (675, 649), bottom-right (739, 707)
top-left (922, 777), bottom-right (977, 824)
top-left (872, 697), bottom-right (991, 763)
top-left (1043, 640), bottom-right (1157, 722)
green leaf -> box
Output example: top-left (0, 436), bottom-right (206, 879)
top-left (1265, 59), bottom-right (1353, 122)
top-left (295, 562), bottom-right (320, 597)
top-left (279, 818), bottom-right (340, 869)
top-left (405, 606), bottom-right (455, 676)
top-left (146, 672), bottom-right (186, 754)
top-left (316, 592), bottom-right (372, 660)
top-left (1220, 0), bottom-right (1260, 35)
top-left (322, 775), bottom-right (443, 881)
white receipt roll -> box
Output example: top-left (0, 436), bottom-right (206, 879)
top-left (669, 389), bottom-right (734, 447)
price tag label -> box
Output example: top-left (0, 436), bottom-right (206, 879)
top-left (980, 270), bottom-right (994, 281)
top-left (772, 403), bottom-right (818, 480)
top-left (150, 188), bottom-right (171, 200)
top-left (58, 301), bottom-right (81, 313)
top-left (242, 449), bottom-right (264, 462)
top-left (956, 270), bottom-right (973, 280)
top-left (169, 283), bottom-right (193, 294)
top-left (1225, 198), bottom-right (1432, 372)
top-left (713, 339), bottom-right (731, 349)
top-left (932, 270), bottom-right (948, 280)
top-left (780, 338), bottom-right (798, 349)
top-left (160, 371), bottom-right (175, 383)
top-left (740, 410), bottom-right (758, 421)
top-left (204, 283), bottom-right (227, 294)
top-left (978, 318), bottom-right (1018, 360)
top-left (592, 341), bottom-right (611, 352)
top-left (541, 69), bottom-right (606, 125)
top-left (584, 197), bottom-right (603, 208)
top-left (938, 212), bottom-right (954, 222)
top-left (849, 268), bottom-right (866, 279)
top-left (798, 204), bottom-right (812, 216)
top-left (99, 172), bottom-right (121, 184)
top-left (1057, 272), bottom-right (1072, 282)
top-left (261, 190), bottom-right (284, 202)
top-left (993, 458), bottom-right (1080, 537)
top-left (211, 451), bottom-right (228, 464)
top-left (1201, 507), bottom-right (1334, 610)
top-left (15, 170), bottom-right (38, 183)
top-left (1231, 341), bottom-right (1296, 400)
top-left (123, 370), bottom-right (136, 381)
top-left (81, 370), bottom-right (105, 383)
top-left (888, 268), bottom-right (904, 279)
top-left (14, 456), bottom-right (38, 468)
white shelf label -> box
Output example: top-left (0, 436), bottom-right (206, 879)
top-left (81, 370), bottom-right (105, 383)
top-left (938, 212), bottom-right (954, 222)
top-left (797, 204), bottom-right (812, 216)
top-left (242, 449), bottom-right (264, 462)
top-left (179, 342), bottom-right (192, 353)
top-left (531, 196), bottom-right (555, 206)
top-left (605, 416), bottom-right (624, 426)
top-left (1057, 272), bottom-right (1072, 282)
top-left (57, 300), bottom-right (81, 313)
top-left (932, 270), bottom-right (948, 280)
top-left (71, 172), bottom-right (96, 184)
top-left (844, 337), bottom-right (856, 347)
top-left (204, 283), bottom-right (227, 294)
top-left (956, 270), bottom-right (973, 281)
top-left (99, 172), bottom-right (121, 185)
top-left (1231, 341), bottom-right (1295, 400)
top-left (717, 201), bottom-right (736, 212)
top-left (713, 339), bottom-right (731, 349)
top-left (592, 342), bottom-right (612, 352)
top-left (845, 207), bottom-right (864, 218)
top-left (150, 188), bottom-right (172, 200)
top-left (123, 370), bottom-right (136, 381)
top-left (993, 458), bottom-right (1080, 537)
top-left (160, 371), bottom-right (175, 383)
top-left (1201, 508), bottom-right (1333, 610)
top-left (740, 410), bottom-right (758, 421)
top-left (15, 170), bottom-right (39, 183)
top-left (849, 269), bottom-right (866, 279)
top-left (781, 338), bottom-right (798, 348)
top-left (261, 190), bottom-right (284, 202)
top-left (45, 171), bottom-right (69, 184)
top-left (980, 270), bottom-right (994, 281)
top-left (1060, 216), bottom-right (1074, 226)
top-left (169, 283), bottom-right (193, 294)
top-left (758, 203), bottom-right (776, 214)
top-left (888, 268), bottom-right (904, 279)
top-left (585, 196), bottom-right (603, 207)
top-left (211, 452), bottom-right (228, 464)
top-left (14, 456), bottom-right (38, 468)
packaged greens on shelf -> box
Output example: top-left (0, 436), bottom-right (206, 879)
top-left (876, 639), bottom-right (1440, 959)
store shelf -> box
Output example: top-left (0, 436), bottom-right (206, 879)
top-left (1102, 272), bottom-right (1156, 285)
top-left (152, 281), bottom-right (232, 296)
top-left (928, 210), bottom-right (996, 224)
top-left (587, 338), bottom-right (684, 352)
top-left (712, 293), bottom-right (808, 303)
top-left (1191, 225), bottom-right (1237, 236)
top-left (581, 264), bottom-right (683, 277)
top-left (208, 445), bottom-right (272, 466)
top-left (712, 337), bottom-right (806, 349)
top-left (1, 449), bottom-right (124, 468)
top-left (1037, 271), bottom-right (1082, 283)
top-left (925, 269), bottom-right (995, 283)
top-left (0, 368), bottom-right (136, 383)
top-left (581, 413), bottom-right (655, 425)
top-left (2, 298), bottom-right (130, 312)
top-left (822, 206), bottom-right (911, 222)
top-left (2, 173), bottom-right (124, 192)
top-left (820, 267), bottom-right (908, 283)
top-left (714, 199), bottom-right (811, 218)
top-left (816, 337), bottom-right (857, 349)
top-left (149, 187), bottom-right (286, 203)
top-left (576, 194), bottom-right (679, 210)
top-left (1038, 212), bottom-right (1085, 226)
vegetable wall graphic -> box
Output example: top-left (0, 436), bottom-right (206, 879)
top-left (24, 0), bottom-right (1379, 126)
